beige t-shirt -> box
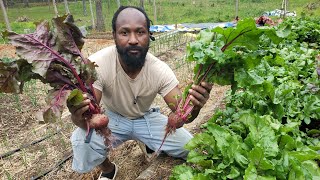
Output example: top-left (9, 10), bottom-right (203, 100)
top-left (89, 45), bottom-right (179, 119)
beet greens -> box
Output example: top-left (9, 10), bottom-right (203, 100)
top-left (155, 19), bottom-right (289, 156)
top-left (171, 18), bottom-right (287, 128)
top-left (0, 15), bottom-right (111, 146)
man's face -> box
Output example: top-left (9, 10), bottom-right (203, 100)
top-left (114, 8), bottom-right (150, 69)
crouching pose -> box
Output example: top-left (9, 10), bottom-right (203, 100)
top-left (68, 6), bottom-right (212, 180)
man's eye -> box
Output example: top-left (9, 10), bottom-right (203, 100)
top-left (121, 31), bottom-right (127, 35)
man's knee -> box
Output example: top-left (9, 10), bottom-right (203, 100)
top-left (71, 128), bottom-right (108, 173)
top-left (163, 128), bottom-right (193, 159)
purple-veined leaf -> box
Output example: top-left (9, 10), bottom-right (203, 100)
top-left (37, 87), bottom-right (72, 123)
top-left (4, 15), bottom-right (85, 78)
top-left (0, 60), bottom-right (20, 93)
top-left (0, 58), bottom-right (42, 93)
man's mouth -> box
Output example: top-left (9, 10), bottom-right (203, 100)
top-left (128, 49), bottom-right (140, 53)
top-left (127, 48), bottom-right (142, 56)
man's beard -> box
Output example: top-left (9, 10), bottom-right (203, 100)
top-left (116, 44), bottom-right (149, 69)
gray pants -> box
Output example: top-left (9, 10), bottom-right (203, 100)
top-left (70, 107), bottom-right (193, 173)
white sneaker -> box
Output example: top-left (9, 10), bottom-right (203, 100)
top-left (137, 141), bottom-right (155, 162)
top-left (98, 162), bottom-right (118, 180)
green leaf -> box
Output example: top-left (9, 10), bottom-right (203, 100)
top-left (248, 147), bottom-right (275, 170)
top-left (244, 163), bottom-right (276, 180)
top-left (67, 89), bottom-right (84, 106)
top-left (197, 30), bottom-right (215, 44)
top-left (288, 161), bottom-right (305, 180)
top-left (171, 165), bottom-right (195, 180)
top-left (244, 163), bottom-right (257, 180)
top-left (288, 151), bottom-right (320, 162)
top-left (279, 135), bottom-right (296, 151)
top-left (226, 166), bottom-right (240, 179)
top-left (239, 112), bottom-right (279, 157)
top-left (301, 160), bottom-right (320, 178)
top-left (275, 24), bottom-right (291, 38)
top-left (213, 18), bottom-right (282, 52)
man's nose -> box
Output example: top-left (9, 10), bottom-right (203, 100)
top-left (128, 33), bottom-right (138, 45)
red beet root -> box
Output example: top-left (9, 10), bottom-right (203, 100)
top-left (166, 112), bottom-right (184, 134)
top-left (89, 114), bottom-right (109, 129)
top-left (87, 113), bottom-right (112, 146)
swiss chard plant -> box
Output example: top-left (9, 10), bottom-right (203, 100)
top-left (171, 17), bottom-right (320, 180)
top-left (159, 19), bottom-right (288, 153)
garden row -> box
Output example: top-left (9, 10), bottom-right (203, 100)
top-left (171, 17), bottom-right (320, 179)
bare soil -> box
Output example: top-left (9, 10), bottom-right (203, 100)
top-left (0, 37), bottom-right (229, 180)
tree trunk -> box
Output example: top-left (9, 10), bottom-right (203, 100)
top-left (52, 0), bottom-right (59, 16)
top-left (153, 0), bottom-right (157, 24)
top-left (82, 0), bottom-right (87, 16)
top-left (89, 0), bottom-right (95, 29)
top-left (116, 0), bottom-right (120, 8)
top-left (235, 0), bottom-right (239, 18)
top-left (64, 0), bottom-right (70, 14)
top-left (107, 0), bottom-right (110, 10)
top-left (139, 0), bottom-right (144, 10)
top-left (95, 0), bottom-right (105, 31)
top-left (0, 0), bottom-right (11, 31)
top-left (23, 0), bottom-right (29, 7)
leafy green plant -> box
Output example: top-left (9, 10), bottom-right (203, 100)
top-left (171, 17), bottom-right (320, 180)
top-left (165, 18), bottom-right (285, 140)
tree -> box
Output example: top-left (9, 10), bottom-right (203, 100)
top-left (95, 0), bottom-right (105, 31)
top-left (140, 0), bottom-right (144, 10)
top-left (235, 0), bottom-right (239, 19)
top-left (153, 0), bottom-right (157, 24)
top-left (89, 0), bottom-right (95, 29)
top-left (107, 0), bottom-right (110, 10)
top-left (0, 0), bottom-right (11, 31)
top-left (116, 0), bottom-right (120, 8)
top-left (64, 0), bottom-right (70, 14)
top-left (52, 0), bottom-right (59, 16)
top-left (82, 0), bottom-right (87, 16)
top-left (23, 0), bottom-right (29, 7)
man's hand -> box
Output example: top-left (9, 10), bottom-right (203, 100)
top-left (188, 81), bottom-right (213, 111)
top-left (67, 94), bottom-right (91, 129)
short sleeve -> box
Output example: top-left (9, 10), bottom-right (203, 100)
top-left (158, 63), bottom-right (179, 97)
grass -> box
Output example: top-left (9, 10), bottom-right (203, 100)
top-left (0, 0), bottom-right (319, 34)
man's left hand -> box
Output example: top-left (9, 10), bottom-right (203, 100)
top-left (188, 82), bottom-right (213, 111)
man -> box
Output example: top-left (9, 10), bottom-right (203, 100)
top-left (69, 6), bottom-right (212, 180)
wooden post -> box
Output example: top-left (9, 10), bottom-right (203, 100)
top-left (235, 0), bottom-right (239, 19)
top-left (153, 0), bottom-right (157, 24)
top-left (52, 0), bottom-right (59, 16)
top-left (89, 0), bottom-right (95, 29)
top-left (64, 0), bottom-right (70, 14)
top-left (116, 0), bottom-right (120, 8)
top-left (284, 0), bottom-right (287, 19)
top-left (0, 0), bottom-right (11, 31)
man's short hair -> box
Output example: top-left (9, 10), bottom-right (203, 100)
top-left (112, 6), bottom-right (151, 33)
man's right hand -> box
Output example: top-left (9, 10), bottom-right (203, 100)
top-left (67, 94), bottom-right (91, 129)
